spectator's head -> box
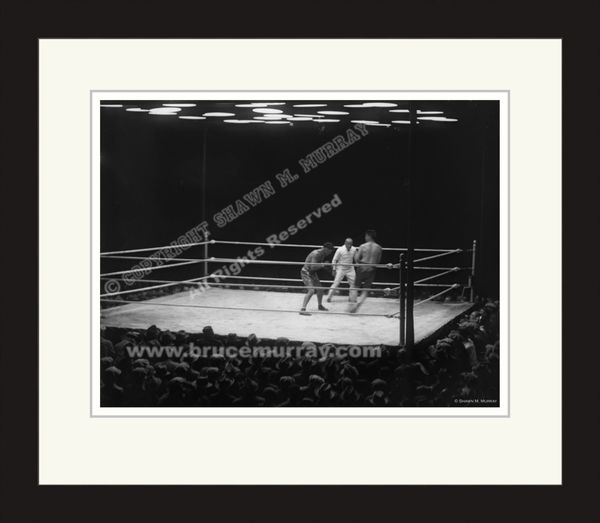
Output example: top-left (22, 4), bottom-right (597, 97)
top-left (133, 358), bottom-right (150, 368)
top-left (308, 374), bottom-right (325, 390)
top-left (145, 324), bottom-right (161, 341)
top-left (371, 378), bottom-right (388, 392)
top-left (344, 238), bottom-right (353, 249)
top-left (103, 366), bottom-right (121, 386)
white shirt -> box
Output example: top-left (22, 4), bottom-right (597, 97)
top-left (333, 246), bottom-right (357, 269)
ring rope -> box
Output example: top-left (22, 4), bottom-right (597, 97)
top-left (414, 266), bottom-right (469, 271)
top-left (414, 267), bottom-right (460, 285)
top-left (100, 276), bottom-right (456, 288)
top-left (201, 275), bottom-right (399, 285)
top-left (210, 240), bottom-right (457, 253)
top-left (385, 284), bottom-right (460, 317)
top-left (101, 298), bottom-right (393, 318)
top-left (102, 280), bottom-right (394, 298)
top-left (414, 284), bottom-right (460, 306)
top-left (206, 257), bottom-right (393, 268)
top-left (101, 276), bottom-right (209, 297)
top-left (100, 240), bottom-right (463, 257)
top-left (101, 259), bottom-right (205, 278)
top-left (413, 249), bottom-right (462, 264)
top-left (100, 255), bottom-right (468, 273)
top-left (100, 240), bottom-right (212, 256)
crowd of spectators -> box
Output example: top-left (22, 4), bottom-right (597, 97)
top-left (100, 299), bottom-right (499, 407)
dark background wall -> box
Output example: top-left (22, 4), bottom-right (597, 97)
top-left (101, 101), bottom-right (499, 297)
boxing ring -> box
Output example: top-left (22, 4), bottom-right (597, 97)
top-left (100, 239), bottom-right (477, 346)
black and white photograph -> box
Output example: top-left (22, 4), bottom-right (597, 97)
top-left (95, 93), bottom-right (506, 413)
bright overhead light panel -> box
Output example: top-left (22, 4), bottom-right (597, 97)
top-left (253, 108), bottom-right (283, 114)
top-left (294, 114), bottom-right (324, 118)
top-left (235, 102), bottom-right (285, 107)
top-left (126, 108), bottom-right (150, 112)
top-left (149, 107), bottom-right (181, 115)
top-left (163, 103), bottom-right (197, 107)
top-left (224, 119), bottom-right (261, 124)
top-left (417, 110), bottom-right (444, 115)
top-left (178, 116), bottom-right (206, 120)
top-left (389, 109), bottom-right (409, 113)
top-left (254, 115), bottom-right (288, 120)
top-left (364, 102), bottom-right (397, 107)
top-left (418, 116), bottom-right (458, 122)
top-left (317, 111), bottom-right (349, 115)
top-left (351, 120), bottom-right (390, 127)
top-left (203, 112), bottom-right (235, 117)
top-left (293, 104), bottom-right (327, 107)
top-left (317, 119), bottom-right (341, 123)
top-left (391, 120), bottom-right (411, 124)
top-left (345, 102), bottom-right (398, 108)
top-left (100, 104), bottom-right (123, 108)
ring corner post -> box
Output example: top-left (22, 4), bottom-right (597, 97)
top-left (399, 254), bottom-right (406, 347)
top-left (469, 239), bottom-right (477, 302)
top-left (202, 126), bottom-right (208, 280)
top-left (204, 240), bottom-right (209, 279)
top-left (405, 103), bottom-right (416, 355)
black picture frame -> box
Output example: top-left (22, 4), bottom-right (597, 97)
top-left (2, 1), bottom-right (598, 521)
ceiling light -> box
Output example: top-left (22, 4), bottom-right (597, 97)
top-left (224, 119), bottom-right (260, 124)
top-left (235, 102), bottom-right (285, 107)
top-left (391, 120), bottom-right (411, 124)
top-left (254, 115), bottom-right (287, 120)
top-left (351, 120), bottom-right (390, 127)
top-left (149, 107), bottom-right (181, 112)
top-left (363, 102), bottom-right (397, 107)
top-left (163, 103), bottom-right (197, 107)
top-left (417, 110), bottom-right (444, 115)
top-left (178, 116), bottom-right (206, 120)
top-left (288, 117), bottom-right (313, 121)
top-left (149, 108), bottom-right (181, 115)
top-left (253, 108), bottom-right (283, 114)
top-left (293, 104), bottom-right (327, 107)
top-left (253, 114), bottom-right (293, 119)
top-left (100, 104), bottom-right (123, 108)
top-left (317, 119), bottom-right (341, 123)
top-left (318, 111), bottom-right (349, 115)
top-left (203, 112), bottom-right (235, 117)
top-left (126, 108), bottom-right (150, 112)
top-left (294, 114), bottom-right (324, 118)
top-left (390, 109), bottom-right (409, 113)
top-left (345, 102), bottom-right (398, 108)
top-left (418, 116), bottom-right (458, 122)
top-left (265, 121), bottom-right (290, 125)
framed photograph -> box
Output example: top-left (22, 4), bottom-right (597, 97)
top-left (3, 1), bottom-right (597, 520)
top-left (93, 91), bottom-right (507, 417)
